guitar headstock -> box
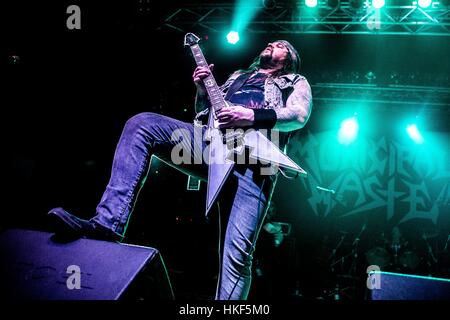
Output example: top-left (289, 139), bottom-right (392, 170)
top-left (184, 33), bottom-right (201, 47)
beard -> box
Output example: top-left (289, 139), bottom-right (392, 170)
top-left (259, 50), bottom-right (284, 70)
top-left (259, 51), bottom-right (277, 69)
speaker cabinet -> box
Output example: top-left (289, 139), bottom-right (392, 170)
top-left (0, 229), bottom-right (174, 300)
top-left (369, 271), bottom-right (450, 300)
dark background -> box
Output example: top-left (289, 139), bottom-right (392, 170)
top-left (2, 0), bottom-right (449, 300)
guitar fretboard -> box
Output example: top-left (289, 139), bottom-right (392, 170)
top-left (189, 44), bottom-right (226, 114)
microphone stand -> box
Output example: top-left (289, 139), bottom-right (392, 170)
top-left (422, 233), bottom-right (438, 274)
top-left (348, 223), bottom-right (366, 276)
top-left (444, 235), bottom-right (450, 252)
top-left (329, 234), bottom-right (346, 273)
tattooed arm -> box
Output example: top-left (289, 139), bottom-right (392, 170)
top-left (274, 78), bottom-right (312, 132)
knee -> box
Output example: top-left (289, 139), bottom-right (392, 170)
top-left (124, 112), bottom-right (161, 133)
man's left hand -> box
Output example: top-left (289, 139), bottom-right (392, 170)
top-left (216, 105), bottom-right (255, 129)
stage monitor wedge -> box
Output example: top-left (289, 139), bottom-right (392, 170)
top-left (0, 229), bottom-right (174, 300)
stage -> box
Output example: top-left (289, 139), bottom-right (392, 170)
top-left (2, 0), bottom-right (450, 303)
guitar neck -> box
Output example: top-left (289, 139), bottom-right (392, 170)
top-left (189, 44), bottom-right (226, 114)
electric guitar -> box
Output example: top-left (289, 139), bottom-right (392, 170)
top-left (184, 33), bottom-right (306, 216)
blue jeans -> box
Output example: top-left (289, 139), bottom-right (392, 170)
top-left (91, 112), bottom-right (277, 300)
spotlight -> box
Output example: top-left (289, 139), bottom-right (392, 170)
top-left (338, 116), bottom-right (359, 145)
top-left (418, 0), bottom-right (432, 8)
top-left (406, 124), bottom-right (424, 144)
top-left (305, 0), bottom-right (318, 8)
top-left (226, 31), bottom-right (240, 45)
top-left (365, 71), bottom-right (376, 84)
top-left (372, 0), bottom-right (385, 8)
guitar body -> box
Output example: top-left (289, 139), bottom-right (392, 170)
top-left (206, 141), bottom-right (235, 215)
top-left (184, 33), bottom-right (307, 216)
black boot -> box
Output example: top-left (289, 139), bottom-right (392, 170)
top-left (48, 207), bottom-right (123, 242)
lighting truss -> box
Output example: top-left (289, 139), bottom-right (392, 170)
top-left (154, 1), bottom-right (450, 36)
top-left (311, 83), bottom-right (450, 110)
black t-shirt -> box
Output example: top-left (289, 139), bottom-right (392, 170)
top-left (228, 72), bottom-right (268, 109)
top-left (227, 72), bottom-right (290, 151)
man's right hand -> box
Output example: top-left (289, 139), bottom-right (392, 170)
top-left (193, 64), bottom-right (214, 93)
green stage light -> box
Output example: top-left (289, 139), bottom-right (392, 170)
top-left (372, 0), bottom-right (385, 8)
top-left (229, 0), bottom-right (260, 47)
top-left (305, 0), bottom-right (318, 8)
top-left (338, 116), bottom-right (359, 145)
top-left (226, 31), bottom-right (240, 44)
top-left (418, 0), bottom-right (432, 8)
top-left (406, 124), bottom-right (424, 144)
